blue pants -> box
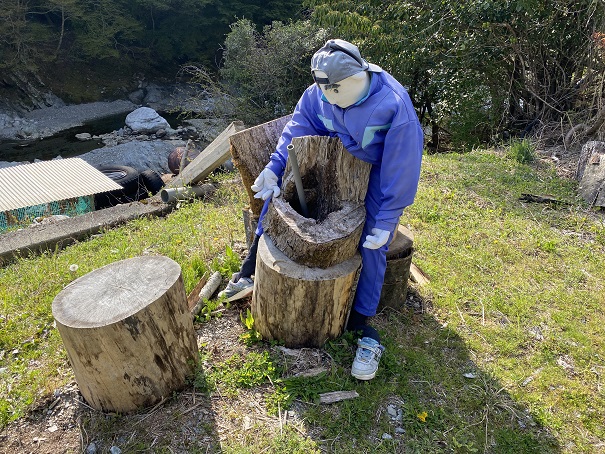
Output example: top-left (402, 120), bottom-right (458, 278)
top-left (353, 173), bottom-right (398, 317)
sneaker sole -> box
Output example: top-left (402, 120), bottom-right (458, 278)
top-left (351, 370), bottom-right (377, 380)
top-left (225, 285), bottom-right (253, 302)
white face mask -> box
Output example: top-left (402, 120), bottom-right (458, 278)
top-left (314, 71), bottom-right (370, 108)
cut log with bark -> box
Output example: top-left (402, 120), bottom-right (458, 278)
top-left (52, 255), bottom-right (199, 413)
top-left (229, 115), bottom-right (293, 217)
top-left (577, 141), bottom-right (605, 207)
top-left (378, 225), bottom-right (414, 312)
top-left (252, 234), bottom-right (361, 348)
top-left (242, 208), bottom-right (259, 250)
top-left (263, 136), bottom-right (372, 268)
top-left (167, 121), bottom-right (246, 188)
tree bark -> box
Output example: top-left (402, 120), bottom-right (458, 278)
top-left (52, 255), bottom-right (198, 413)
top-left (576, 140), bottom-right (605, 181)
top-left (229, 115), bottom-right (293, 217)
top-left (252, 235), bottom-right (361, 348)
top-left (577, 141), bottom-right (605, 207)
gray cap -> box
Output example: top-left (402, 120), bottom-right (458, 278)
top-left (311, 39), bottom-right (382, 85)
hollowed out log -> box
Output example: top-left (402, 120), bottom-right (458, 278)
top-left (52, 255), bottom-right (199, 413)
top-left (263, 136), bottom-right (371, 268)
top-left (229, 115), bottom-right (293, 218)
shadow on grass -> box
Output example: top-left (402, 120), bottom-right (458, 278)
top-left (296, 288), bottom-right (561, 453)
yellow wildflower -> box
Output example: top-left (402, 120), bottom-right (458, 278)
top-left (417, 411), bottom-right (428, 422)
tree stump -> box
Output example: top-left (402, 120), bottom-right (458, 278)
top-left (378, 225), bottom-right (414, 312)
top-left (252, 234), bottom-right (361, 348)
top-left (52, 255), bottom-right (199, 413)
top-left (263, 136), bottom-right (372, 268)
top-left (577, 141), bottom-right (605, 207)
top-left (229, 115), bottom-right (293, 217)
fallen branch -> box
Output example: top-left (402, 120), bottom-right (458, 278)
top-left (293, 367), bottom-right (329, 378)
top-left (191, 271), bottom-right (222, 316)
top-left (319, 391), bottom-right (359, 404)
top-left (519, 193), bottom-right (570, 205)
top-left (410, 263), bottom-right (430, 285)
top-left (564, 107), bottom-right (605, 148)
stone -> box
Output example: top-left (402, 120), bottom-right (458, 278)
top-left (143, 85), bottom-right (164, 104)
top-left (125, 107), bottom-right (170, 134)
top-left (75, 133), bottom-right (92, 141)
top-left (128, 89), bottom-right (145, 104)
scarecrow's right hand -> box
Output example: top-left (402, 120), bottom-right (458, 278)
top-left (251, 168), bottom-right (280, 200)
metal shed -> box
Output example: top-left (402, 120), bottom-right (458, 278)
top-left (0, 158), bottom-right (122, 230)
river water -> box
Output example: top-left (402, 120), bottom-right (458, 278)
top-left (0, 111), bottom-right (183, 163)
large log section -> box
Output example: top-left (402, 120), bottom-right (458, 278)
top-left (52, 255), bottom-right (198, 413)
top-left (378, 225), bottom-right (414, 312)
top-left (252, 234), bottom-right (361, 348)
top-left (229, 115), bottom-right (293, 218)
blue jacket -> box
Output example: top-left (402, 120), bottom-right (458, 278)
top-left (266, 71), bottom-right (423, 232)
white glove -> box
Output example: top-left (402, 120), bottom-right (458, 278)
top-left (363, 228), bottom-right (390, 250)
top-left (251, 168), bottom-right (280, 200)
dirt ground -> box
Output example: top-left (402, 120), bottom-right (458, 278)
top-left (0, 281), bottom-right (426, 454)
top-left (0, 300), bottom-right (290, 454)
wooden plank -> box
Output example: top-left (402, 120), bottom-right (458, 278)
top-left (187, 273), bottom-right (209, 311)
top-left (167, 121), bottom-right (245, 188)
top-left (319, 391), bottom-right (359, 404)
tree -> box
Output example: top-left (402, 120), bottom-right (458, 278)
top-left (218, 18), bottom-right (328, 124)
top-left (0, 0), bottom-right (58, 69)
top-left (304, 0), bottom-right (605, 149)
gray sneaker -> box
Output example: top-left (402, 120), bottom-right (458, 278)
top-left (218, 275), bottom-right (254, 301)
top-left (351, 337), bottom-right (385, 380)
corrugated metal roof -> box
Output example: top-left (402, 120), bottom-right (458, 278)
top-left (0, 158), bottom-right (123, 211)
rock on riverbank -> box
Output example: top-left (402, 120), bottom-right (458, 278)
top-left (79, 140), bottom-right (185, 174)
top-left (0, 100), bottom-right (137, 141)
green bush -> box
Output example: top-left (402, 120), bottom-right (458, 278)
top-left (220, 19), bottom-right (329, 125)
top-left (507, 138), bottom-right (535, 163)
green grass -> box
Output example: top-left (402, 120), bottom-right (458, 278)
top-left (1, 149), bottom-right (605, 452)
